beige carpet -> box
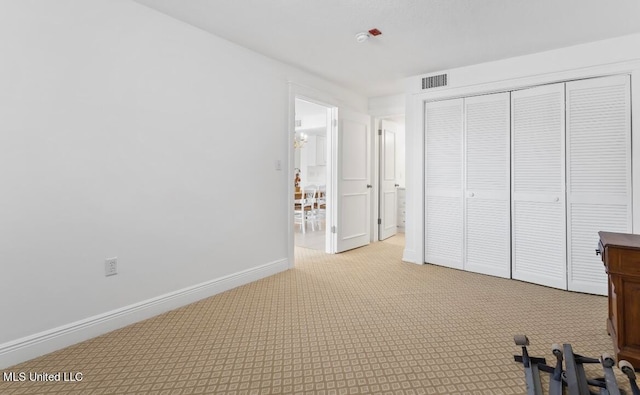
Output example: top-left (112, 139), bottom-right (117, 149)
top-left (0, 235), bottom-right (631, 394)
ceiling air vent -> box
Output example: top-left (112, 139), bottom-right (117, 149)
top-left (422, 74), bottom-right (448, 90)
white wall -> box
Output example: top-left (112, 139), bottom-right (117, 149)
top-left (406, 33), bottom-right (640, 96)
top-left (0, 0), bottom-right (366, 368)
top-left (369, 94), bottom-right (405, 119)
top-left (403, 33), bottom-right (640, 264)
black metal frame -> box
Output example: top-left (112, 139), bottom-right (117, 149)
top-left (513, 335), bottom-right (637, 395)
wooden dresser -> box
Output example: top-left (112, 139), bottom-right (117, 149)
top-left (597, 231), bottom-right (640, 368)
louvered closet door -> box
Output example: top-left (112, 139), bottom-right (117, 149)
top-left (511, 83), bottom-right (567, 289)
top-left (464, 92), bottom-right (511, 278)
top-left (425, 98), bottom-right (463, 269)
top-left (566, 75), bottom-right (631, 295)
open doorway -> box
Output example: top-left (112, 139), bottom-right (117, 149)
top-left (377, 116), bottom-right (406, 241)
top-left (293, 98), bottom-right (331, 251)
top-left (288, 86), bottom-right (373, 262)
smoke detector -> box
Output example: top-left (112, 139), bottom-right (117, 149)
top-left (355, 28), bottom-right (382, 43)
top-left (355, 32), bottom-right (370, 43)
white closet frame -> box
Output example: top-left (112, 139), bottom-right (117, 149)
top-left (410, 61), bottom-right (640, 270)
top-left (410, 63), bottom-right (640, 266)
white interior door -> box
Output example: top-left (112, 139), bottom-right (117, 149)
top-left (464, 92), bottom-right (511, 278)
top-left (424, 98), bottom-right (464, 269)
top-left (379, 119), bottom-right (398, 240)
top-left (511, 83), bottom-right (567, 290)
top-left (566, 75), bottom-right (632, 295)
top-left (334, 108), bottom-right (371, 252)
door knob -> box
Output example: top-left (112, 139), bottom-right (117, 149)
top-left (367, 184), bottom-right (372, 188)
top-left (469, 192), bottom-right (475, 197)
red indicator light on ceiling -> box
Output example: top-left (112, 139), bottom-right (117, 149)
top-left (368, 28), bottom-right (382, 36)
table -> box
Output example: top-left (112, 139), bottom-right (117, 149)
top-left (597, 231), bottom-right (640, 368)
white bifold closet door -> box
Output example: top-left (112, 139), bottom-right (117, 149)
top-left (511, 83), bottom-right (567, 289)
top-left (464, 93), bottom-right (511, 278)
top-left (566, 75), bottom-right (631, 295)
top-left (424, 98), bottom-right (464, 269)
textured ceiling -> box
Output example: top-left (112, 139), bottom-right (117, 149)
top-left (134, 0), bottom-right (640, 98)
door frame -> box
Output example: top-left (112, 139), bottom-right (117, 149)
top-left (371, 113), bottom-right (406, 243)
top-left (378, 119), bottom-right (402, 240)
top-left (288, 84), bottom-right (338, 266)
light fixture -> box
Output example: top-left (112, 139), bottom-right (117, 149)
top-left (294, 131), bottom-right (308, 149)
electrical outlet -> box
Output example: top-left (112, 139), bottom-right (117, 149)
top-left (105, 257), bottom-right (117, 277)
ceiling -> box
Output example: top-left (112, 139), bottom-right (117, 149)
top-left (134, 0), bottom-right (640, 98)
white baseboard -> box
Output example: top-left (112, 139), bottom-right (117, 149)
top-left (0, 258), bottom-right (289, 369)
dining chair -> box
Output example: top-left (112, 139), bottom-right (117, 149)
top-left (315, 184), bottom-right (326, 225)
top-left (294, 186), bottom-right (316, 233)
top-left (303, 186), bottom-right (318, 231)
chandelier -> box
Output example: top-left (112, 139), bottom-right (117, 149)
top-left (294, 131), bottom-right (308, 149)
